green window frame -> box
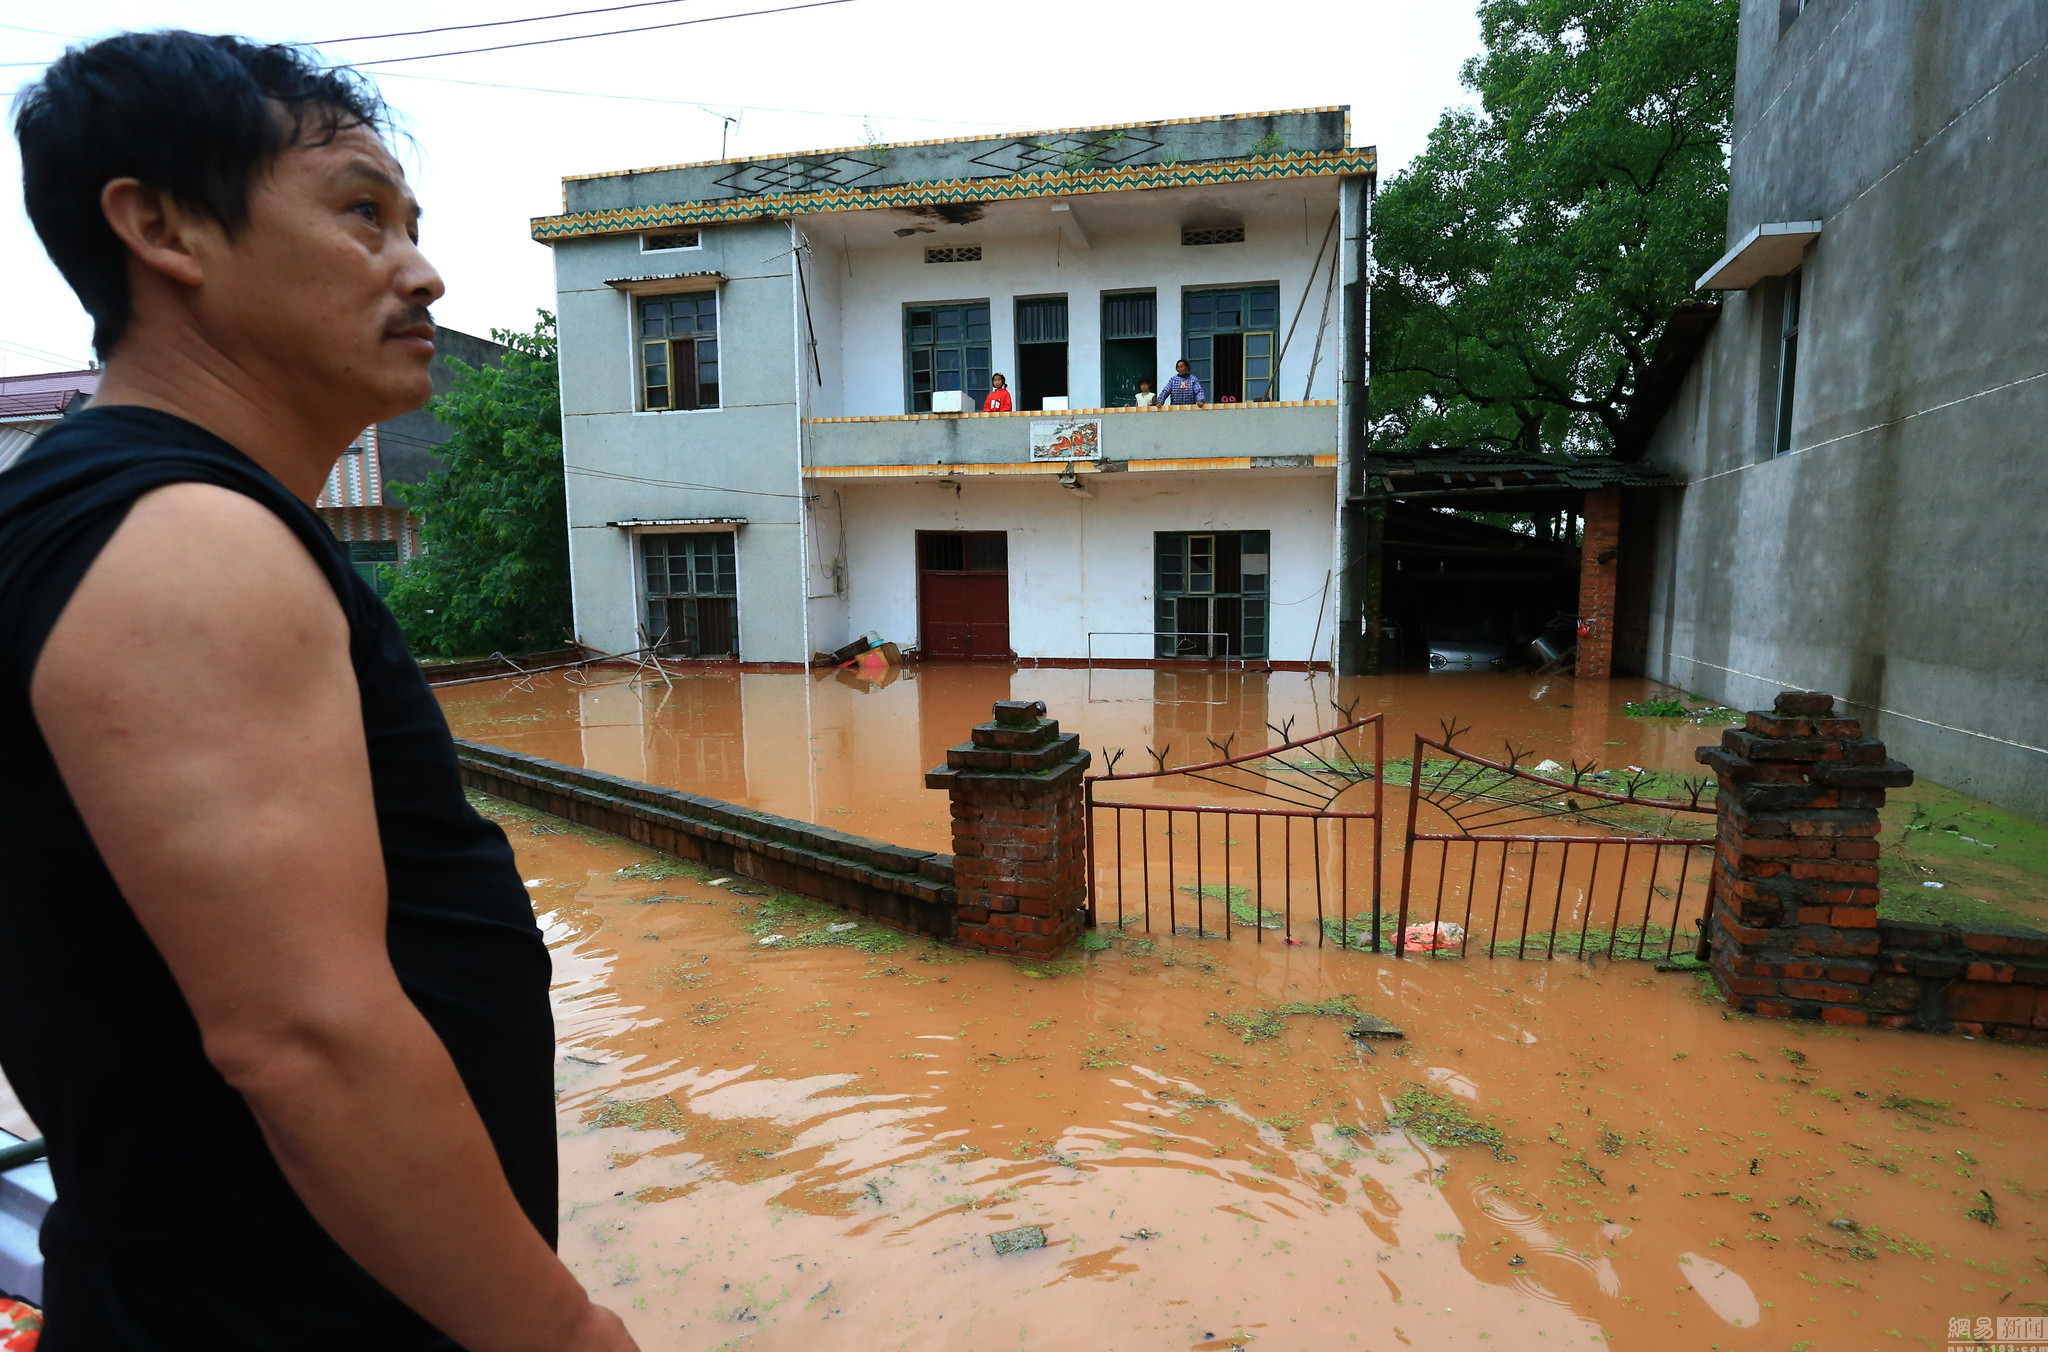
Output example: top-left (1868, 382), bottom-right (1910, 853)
top-left (1182, 286), bottom-right (1280, 402)
top-left (1154, 530), bottom-right (1269, 658)
top-left (642, 532), bottom-right (739, 656)
top-left (347, 541), bottom-right (399, 600)
top-left (904, 302), bottom-right (991, 412)
top-left (639, 292), bottom-right (720, 411)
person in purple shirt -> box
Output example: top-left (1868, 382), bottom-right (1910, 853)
top-left (1159, 358), bottom-right (1204, 406)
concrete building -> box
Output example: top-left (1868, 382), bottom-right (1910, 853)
top-left (313, 325), bottom-right (508, 595)
top-left (1636, 0), bottom-right (2048, 817)
top-left (535, 110), bottom-right (1376, 669)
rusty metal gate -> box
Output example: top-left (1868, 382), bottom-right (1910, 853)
top-left (1083, 714), bottom-right (1386, 947)
top-left (1393, 730), bottom-right (1718, 959)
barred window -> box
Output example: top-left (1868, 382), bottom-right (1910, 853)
top-left (642, 230), bottom-right (701, 251)
top-left (925, 245), bottom-right (983, 263)
top-left (1181, 226), bottom-right (1246, 247)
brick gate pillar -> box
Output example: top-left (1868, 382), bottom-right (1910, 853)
top-left (926, 699), bottom-right (1092, 957)
top-left (1574, 489), bottom-right (1621, 679)
top-left (1695, 691), bottom-right (1914, 1024)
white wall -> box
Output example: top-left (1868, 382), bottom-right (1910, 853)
top-left (834, 470), bottom-right (1338, 663)
top-left (812, 197), bottom-right (1343, 418)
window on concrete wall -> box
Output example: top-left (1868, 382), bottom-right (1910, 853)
top-left (1101, 291), bottom-right (1157, 408)
top-left (347, 541), bottom-right (398, 599)
top-left (1777, 0), bottom-right (1808, 38)
top-left (1155, 531), bottom-right (1269, 659)
top-left (642, 532), bottom-right (739, 656)
top-left (1183, 287), bottom-right (1279, 402)
top-left (1774, 267), bottom-right (1802, 455)
top-left (905, 302), bottom-right (991, 413)
top-left (1014, 296), bottom-right (1068, 411)
top-left (639, 292), bottom-right (720, 411)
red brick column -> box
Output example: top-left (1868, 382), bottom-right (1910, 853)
top-left (1694, 691), bottom-right (1913, 1024)
top-left (1575, 489), bottom-right (1621, 679)
top-left (926, 699), bottom-right (1091, 957)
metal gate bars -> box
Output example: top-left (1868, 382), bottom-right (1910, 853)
top-left (1394, 733), bottom-right (1718, 960)
top-left (1083, 715), bottom-right (1385, 948)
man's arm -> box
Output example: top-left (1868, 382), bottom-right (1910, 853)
top-left (31, 484), bottom-right (635, 1352)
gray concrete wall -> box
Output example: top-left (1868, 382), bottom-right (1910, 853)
top-left (555, 219), bottom-right (811, 661)
top-left (1642, 0), bottom-right (2048, 816)
top-left (564, 110), bottom-right (1350, 215)
top-left (378, 325), bottom-right (508, 488)
top-left (804, 402), bottom-right (1337, 469)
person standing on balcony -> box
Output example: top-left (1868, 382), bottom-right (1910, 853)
top-left (2, 31), bottom-right (637, 1352)
top-left (983, 372), bottom-right (1013, 412)
top-left (1133, 378), bottom-right (1156, 408)
top-left (1160, 358), bottom-right (1204, 407)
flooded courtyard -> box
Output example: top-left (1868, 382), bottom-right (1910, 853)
top-left (449, 663), bottom-right (2048, 1349)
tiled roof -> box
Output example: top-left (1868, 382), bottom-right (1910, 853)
top-left (534, 148), bottom-right (1376, 243)
top-left (561, 106), bottom-right (1354, 186)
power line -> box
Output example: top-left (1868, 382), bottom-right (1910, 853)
top-left (348, 0), bottom-right (856, 67)
top-left (566, 465), bottom-right (807, 499)
top-left (372, 70), bottom-right (1014, 128)
top-left (318, 0), bottom-right (707, 45)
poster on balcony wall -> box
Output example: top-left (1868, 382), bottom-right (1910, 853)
top-left (1029, 418), bottom-right (1102, 461)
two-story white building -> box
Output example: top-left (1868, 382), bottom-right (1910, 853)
top-left (535, 109), bottom-right (1376, 669)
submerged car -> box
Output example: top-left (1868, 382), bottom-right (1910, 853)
top-left (1423, 607), bottom-right (1511, 671)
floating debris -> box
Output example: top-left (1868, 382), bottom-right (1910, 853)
top-left (1508, 1254), bottom-right (1526, 1267)
top-left (730, 886), bottom-right (769, 897)
top-left (759, 934), bottom-right (787, 946)
top-left (1121, 1228), bottom-right (1161, 1241)
top-left (990, 1225), bottom-right (1047, 1256)
top-left (705, 877), bottom-right (734, 887)
top-left (1348, 1014), bottom-right (1406, 1040)
top-left (828, 921), bottom-right (859, 933)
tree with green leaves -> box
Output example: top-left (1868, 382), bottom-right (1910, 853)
top-left (385, 313), bottom-right (572, 657)
top-left (1371, 0), bottom-right (1737, 458)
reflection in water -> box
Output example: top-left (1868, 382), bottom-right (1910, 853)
top-left (439, 667), bottom-right (1715, 857)
top-left (494, 807), bottom-right (2044, 1352)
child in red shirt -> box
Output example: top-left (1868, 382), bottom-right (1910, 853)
top-left (984, 373), bottom-right (1013, 412)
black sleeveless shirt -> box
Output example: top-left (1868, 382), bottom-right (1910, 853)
top-left (0, 408), bottom-right (557, 1349)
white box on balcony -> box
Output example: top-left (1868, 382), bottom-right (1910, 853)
top-left (1039, 396), bottom-right (1069, 411)
top-left (930, 390), bottom-right (965, 413)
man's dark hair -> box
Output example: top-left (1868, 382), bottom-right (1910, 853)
top-left (13, 31), bottom-right (386, 359)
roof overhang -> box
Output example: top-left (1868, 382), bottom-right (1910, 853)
top-left (606, 516), bottom-right (747, 530)
top-left (533, 149), bottom-right (1377, 244)
top-left (1695, 221), bottom-right (1822, 291)
top-left (604, 271), bottom-right (726, 296)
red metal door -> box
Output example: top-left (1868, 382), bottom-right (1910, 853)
top-left (918, 532), bottom-right (1010, 659)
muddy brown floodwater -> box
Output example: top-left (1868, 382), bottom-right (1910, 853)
top-left (450, 666), bottom-right (2048, 1351)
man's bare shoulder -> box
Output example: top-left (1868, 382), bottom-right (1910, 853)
top-left (32, 480), bottom-right (349, 711)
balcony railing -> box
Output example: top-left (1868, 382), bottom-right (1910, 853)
top-left (802, 399), bottom-right (1338, 476)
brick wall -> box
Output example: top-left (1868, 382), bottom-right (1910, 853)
top-left (1696, 690), bottom-right (2048, 1041)
top-left (1576, 489), bottom-right (1621, 679)
top-left (1870, 921), bottom-right (2048, 1043)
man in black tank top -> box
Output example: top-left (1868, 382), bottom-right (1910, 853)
top-left (3, 33), bottom-right (638, 1351)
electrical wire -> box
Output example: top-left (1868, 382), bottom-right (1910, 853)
top-left (371, 70), bottom-right (1015, 128)
top-left (319, 0), bottom-right (708, 45)
top-left (346, 0), bottom-right (856, 67)
top-left (566, 464), bottom-right (808, 498)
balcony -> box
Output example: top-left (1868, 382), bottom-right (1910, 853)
top-left (801, 399), bottom-right (1339, 480)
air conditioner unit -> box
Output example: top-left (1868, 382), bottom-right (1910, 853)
top-left (1039, 396), bottom-right (1069, 411)
top-left (930, 390), bottom-right (965, 413)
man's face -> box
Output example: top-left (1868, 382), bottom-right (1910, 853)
top-left (194, 121), bottom-right (443, 426)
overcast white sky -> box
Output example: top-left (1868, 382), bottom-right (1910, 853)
top-left (0, 2), bottom-right (1480, 376)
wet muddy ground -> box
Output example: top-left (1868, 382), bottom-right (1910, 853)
top-left (492, 795), bottom-right (2046, 1351)
top-left (438, 665), bottom-right (2048, 934)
